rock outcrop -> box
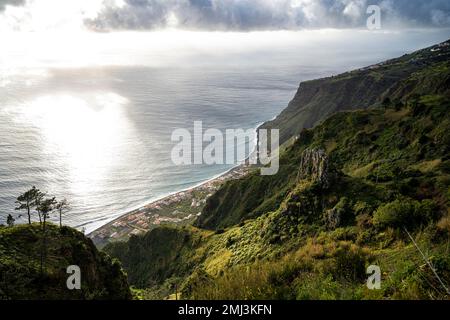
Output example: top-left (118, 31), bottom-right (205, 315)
top-left (296, 148), bottom-right (333, 188)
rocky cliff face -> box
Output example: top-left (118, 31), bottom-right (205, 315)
top-left (296, 148), bottom-right (334, 188)
top-left (261, 40), bottom-right (450, 144)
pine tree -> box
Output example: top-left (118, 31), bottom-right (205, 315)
top-left (37, 197), bottom-right (57, 276)
top-left (56, 198), bottom-right (70, 228)
top-left (15, 186), bottom-right (44, 225)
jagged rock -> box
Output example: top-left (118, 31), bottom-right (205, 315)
top-left (297, 148), bottom-right (333, 188)
top-left (324, 197), bottom-right (353, 230)
top-left (325, 207), bottom-right (343, 230)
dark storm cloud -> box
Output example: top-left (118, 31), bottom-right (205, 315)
top-left (0, 0), bottom-right (25, 11)
top-left (85, 0), bottom-right (450, 31)
top-left (86, 0), bottom-right (314, 31)
top-left (386, 0), bottom-right (450, 26)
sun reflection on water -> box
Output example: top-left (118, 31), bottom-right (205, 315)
top-left (21, 92), bottom-right (132, 197)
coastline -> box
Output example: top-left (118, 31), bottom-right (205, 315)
top-left (88, 122), bottom-right (263, 246)
top-left (89, 164), bottom-right (251, 247)
top-left (86, 164), bottom-right (239, 231)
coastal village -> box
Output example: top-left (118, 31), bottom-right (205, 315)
top-left (90, 166), bottom-right (250, 247)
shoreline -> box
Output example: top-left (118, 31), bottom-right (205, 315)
top-left (85, 164), bottom-right (237, 233)
top-left (88, 121), bottom-right (263, 241)
top-left (87, 164), bottom-right (241, 234)
top-left (89, 164), bottom-right (251, 246)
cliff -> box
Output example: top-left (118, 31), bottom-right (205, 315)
top-left (260, 39), bottom-right (450, 144)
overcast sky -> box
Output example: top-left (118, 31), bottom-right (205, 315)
top-left (1, 0), bottom-right (450, 32)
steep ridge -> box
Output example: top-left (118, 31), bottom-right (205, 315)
top-left (260, 39), bottom-right (450, 144)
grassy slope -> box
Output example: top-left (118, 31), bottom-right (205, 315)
top-left (104, 42), bottom-right (450, 300)
top-left (0, 224), bottom-right (131, 300)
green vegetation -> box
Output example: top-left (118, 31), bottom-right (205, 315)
top-left (105, 40), bottom-right (450, 300)
top-left (1, 188), bottom-right (131, 300)
top-left (106, 102), bottom-right (450, 299)
top-left (2, 40), bottom-right (449, 300)
top-left (0, 224), bottom-right (131, 300)
top-left (373, 198), bottom-right (438, 230)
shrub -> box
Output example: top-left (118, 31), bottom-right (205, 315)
top-left (332, 243), bottom-right (368, 281)
top-left (437, 211), bottom-right (450, 235)
top-left (330, 227), bottom-right (357, 241)
top-left (374, 200), bottom-right (415, 229)
top-left (373, 198), bottom-right (438, 230)
top-left (180, 268), bottom-right (213, 299)
top-left (295, 274), bottom-right (341, 300)
top-left (356, 213), bottom-right (373, 230)
top-left (353, 201), bottom-right (375, 216)
top-left (430, 254), bottom-right (450, 277)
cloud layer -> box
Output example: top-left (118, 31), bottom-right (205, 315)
top-left (85, 0), bottom-right (450, 31)
top-left (1, 0), bottom-right (450, 31)
top-left (0, 0), bottom-right (25, 11)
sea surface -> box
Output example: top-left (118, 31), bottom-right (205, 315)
top-left (1, 30), bottom-right (448, 232)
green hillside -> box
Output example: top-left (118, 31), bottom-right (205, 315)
top-left (105, 72), bottom-right (450, 299)
top-left (0, 224), bottom-right (131, 300)
top-left (4, 40), bottom-right (448, 300)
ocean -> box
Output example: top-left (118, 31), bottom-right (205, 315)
top-left (1, 30), bottom-right (449, 232)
